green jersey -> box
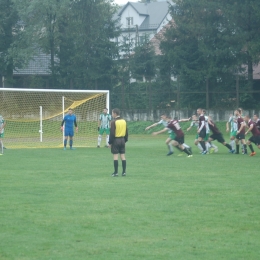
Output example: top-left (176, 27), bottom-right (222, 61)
top-left (0, 115), bottom-right (5, 134)
top-left (99, 113), bottom-right (111, 129)
top-left (228, 116), bottom-right (238, 132)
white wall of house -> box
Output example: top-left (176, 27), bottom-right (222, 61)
top-left (120, 5), bottom-right (147, 29)
top-left (157, 13), bottom-right (172, 33)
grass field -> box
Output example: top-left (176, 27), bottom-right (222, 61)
top-left (1, 135), bottom-right (260, 260)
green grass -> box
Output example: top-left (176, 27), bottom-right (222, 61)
top-left (0, 135), bottom-right (260, 260)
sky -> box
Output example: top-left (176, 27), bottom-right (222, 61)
top-left (113, 0), bottom-right (138, 6)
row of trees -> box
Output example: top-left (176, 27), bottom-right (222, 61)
top-left (1, 0), bottom-right (260, 109)
top-left (160, 0), bottom-right (260, 109)
top-left (0, 0), bottom-right (120, 89)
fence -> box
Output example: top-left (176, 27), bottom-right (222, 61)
top-left (120, 109), bottom-right (260, 122)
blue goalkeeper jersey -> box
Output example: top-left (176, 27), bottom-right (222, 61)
top-left (63, 114), bottom-right (77, 129)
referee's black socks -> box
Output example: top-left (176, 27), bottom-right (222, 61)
top-left (114, 160), bottom-right (118, 173)
top-left (122, 160), bottom-right (126, 173)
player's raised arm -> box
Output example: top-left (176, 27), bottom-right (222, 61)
top-left (152, 128), bottom-right (168, 136)
top-left (145, 122), bottom-right (158, 131)
top-left (179, 117), bottom-right (191, 122)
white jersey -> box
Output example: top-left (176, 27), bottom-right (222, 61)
top-left (0, 115), bottom-right (5, 134)
top-left (158, 119), bottom-right (172, 133)
top-left (204, 116), bottom-right (210, 134)
top-left (99, 113), bottom-right (111, 129)
top-left (228, 116), bottom-right (238, 132)
top-left (190, 120), bottom-right (199, 128)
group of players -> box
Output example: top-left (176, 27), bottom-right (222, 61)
top-left (146, 108), bottom-right (260, 157)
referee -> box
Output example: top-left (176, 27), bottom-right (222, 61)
top-left (108, 108), bottom-right (128, 177)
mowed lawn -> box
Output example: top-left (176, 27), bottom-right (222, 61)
top-left (0, 135), bottom-right (260, 260)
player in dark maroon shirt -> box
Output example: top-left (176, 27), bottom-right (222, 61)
top-left (207, 117), bottom-right (234, 153)
top-left (234, 109), bottom-right (247, 154)
top-left (245, 115), bottom-right (260, 156)
top-left (253, 114), bottom-right (260, 131)
top-left (152, 117), bottom-right (193, 157)
top-left (196, 108), bottom-right (207, 154)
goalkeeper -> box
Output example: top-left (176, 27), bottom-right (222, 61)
top-left (0, 114), bottom-right (6, 155)
top-left (60, 108), bottom-right (78, 150)
top-left (97, 108), bottom-right (112, 148)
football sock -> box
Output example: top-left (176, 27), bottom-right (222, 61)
top-left (230, 140), bottom-right (235, 150)
top-left (206, 142), bottom-right (211, 151)
top-left (183, 143), bottom-right (190, 149)
top-left (236, 144), bottom-right (239, 153)
top-left (176, 146), bottom-right (183, 152)
top-left (200, 141), bottom-right (206, 151)
top-left (225, 143), bottom-right (232, 150)
top-left (98, 135), bottom-right (102, 146)
top-left (243, 144), bottom-right (247, 153)
top-left (249, 144), bottom-right (254, 152)
top-left (183, 148), bottom-right (191, 155)
top-left (0, 140), bottom-right (3, 154)
top-left (122, 160), bottom-right (126, 173)
top-left (114, 160), bottom-right (118, 173)
top-left (64, 139), bottom-right (67, 147)
top-left (167, 143), bottom-right (173, 152)
top-left (106, 135), bottom-right (109, 146)
top-left (197, 143), bottom-right (203, 152)
top-left (69, 139), bottom-right (73, 148)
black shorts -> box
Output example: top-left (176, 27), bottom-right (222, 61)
top-left (198, 128), bottom-right (206, 138)
top-left (210, 133), bottom-right (225, 143)
top-left (236, 133), bottom-right (245, 140)
top-left (111, 137), bottom-right (125, 154)
top-left (249, 136), bottom-right (260, 146)
top-left (174, 136), bottom-right (184, 145)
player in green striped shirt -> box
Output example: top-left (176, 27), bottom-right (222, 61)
top-left (226, 114), bottom-right (238, 151)
top-left (97, 108), bottom-right (112, 148)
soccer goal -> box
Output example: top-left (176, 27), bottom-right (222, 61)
top-left (0, 88), bottom-right (109, 148)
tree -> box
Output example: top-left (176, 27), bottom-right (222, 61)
top-left (160, 0), bottom-right (260, 108)
top-left (13, 0), bottom-right (120, 89)
top-left (59, 0), bottom-right (120, 89)
top-left (13, 0), bottom-right (72, 87)
top-left (131, 37), bottom-right (156, 109)
top-left (0, 0), bottom-right (24, 86)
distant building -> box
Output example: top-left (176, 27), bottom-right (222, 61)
top-left (114, 1), bottom-right (172, 55)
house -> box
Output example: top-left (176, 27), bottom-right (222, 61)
top-left (114, 1), bottom-right (172, 55)
top-left (12, 49), bottom-right (58, 88)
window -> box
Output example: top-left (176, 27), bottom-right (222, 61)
top-left (126, 17), bottom-right (133, 26)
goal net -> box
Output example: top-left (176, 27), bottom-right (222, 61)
top-left (0, 88), bottom-right (109, 148)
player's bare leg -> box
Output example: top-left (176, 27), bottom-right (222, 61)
top-left (171, 140), bottom-right (192, 157)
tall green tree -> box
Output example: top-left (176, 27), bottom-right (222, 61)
top-left (13, 0), bottom-right (72, 87)
top-left (0, 0), bottom-right (24, 86)
top-left (160, 0), bottom-right (260, 108)
top-left (59, 0), bottom-right (120, 89)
